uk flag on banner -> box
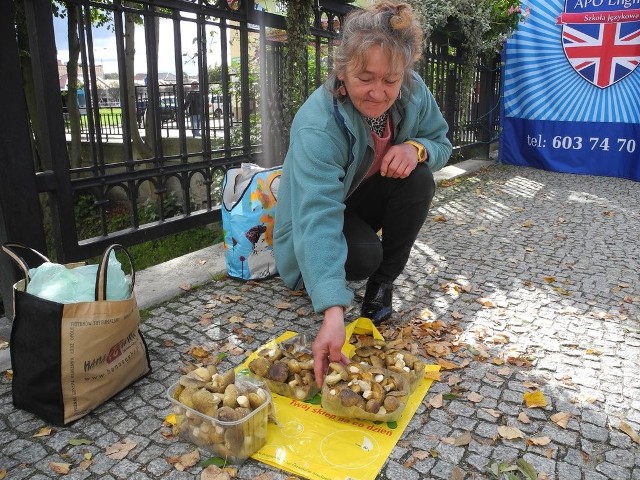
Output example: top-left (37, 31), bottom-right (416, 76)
top-left (558, 4), bottom-right (640, 88)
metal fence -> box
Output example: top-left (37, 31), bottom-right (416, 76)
top-left (1, 0), bottom-right (500, 316)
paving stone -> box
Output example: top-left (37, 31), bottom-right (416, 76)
top-left (3, 163), bottom-right (640, 480)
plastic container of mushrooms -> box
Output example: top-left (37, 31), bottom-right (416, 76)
top-left (321, 361), bottom-right (410, 423)
top-left (167, 368), bottom-right (273, 463)
top-left (247, 334), bottom-right (320, 401)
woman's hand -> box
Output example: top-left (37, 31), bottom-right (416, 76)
top-left (380, 143), bottom-right (423, 178)
top-left (312, 306), bottom-right (349, 386)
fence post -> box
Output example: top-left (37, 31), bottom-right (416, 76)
top-left (477, 62), bottom-right (495, 158)
top-left (0, 2), bottom-right (48, 319)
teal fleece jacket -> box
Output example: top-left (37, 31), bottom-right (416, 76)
top-left (273, 72), bottom-right (452, 313)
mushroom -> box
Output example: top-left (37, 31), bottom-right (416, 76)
top-left (222, 383), bottom-right (240, 408)
top-left (248, 356), bottom-right (271, 378)
top-left (267, 361), bottom-right (289, 383)
top-left (339, 387), bottom-right (365, 409)
top-left (324, 362), bottom-right (348, 386)
top-left (383, 395), bottom-right (403, 413)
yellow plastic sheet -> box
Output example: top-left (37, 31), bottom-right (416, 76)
top-left (243, 322), bottom-right (440, 480)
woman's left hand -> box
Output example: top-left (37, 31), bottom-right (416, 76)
top-left (380, 143), bottom-right (422, 178)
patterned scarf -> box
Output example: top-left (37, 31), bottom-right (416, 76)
top-left (364, 111), bottom-right (389, 137)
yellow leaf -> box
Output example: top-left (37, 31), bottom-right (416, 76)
top-left (550, 412), bottom-right (572, 429)
top-left (523, 390), bottom-right (547, 408)
top-left (618, 421), bottom-right (640, 444)
top-left (476, 297), bottom-right (495, 308)
top-left (543, 276), bottom-right (556, 283)
top-left (528, 436), bottom-right (551, 446)
top-left (553, 286), bottom-right (571, 295)
top-left (498, 425), bottom-right (525, 440)
top-left (585, 348), bottom-right (602, 355)
top-left (33, 426), bottom-right (54, 437)
top-left (165, 413), bottom-right (177, 425)
top-left (433, 215), bottom-right (447, 222)
top-left (189, 346), bottom-right (210, 359)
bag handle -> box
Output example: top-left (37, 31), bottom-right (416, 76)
top-left (1, 243), bottom-right (51, 288)
top-left (341, 317), bottom-right (385, 359)
top-left (94, 244), bottom-right (136, 301)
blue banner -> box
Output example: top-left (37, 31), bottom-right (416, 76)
top-left (500, 0), bottom-right (640, 181)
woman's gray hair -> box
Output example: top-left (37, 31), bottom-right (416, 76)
top-left (329, 1), bottom-right (423, 95)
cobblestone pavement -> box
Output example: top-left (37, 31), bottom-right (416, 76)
top-left (1, 163), bottom-right (639, 479)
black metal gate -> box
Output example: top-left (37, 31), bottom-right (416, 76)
top-left (1, 0), bottom-right (500, 317)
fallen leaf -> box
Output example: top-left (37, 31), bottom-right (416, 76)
top-left (429, 393), bottom-right (443, 409)
top-left (228, 315), bottom-right (244, 323)
top-left (0, 468), bottom-right (5, 480)
top-left (550, 412), bottom-right (572, 428)
top-left (467, 392), bottom-right (484, 403)
top-left (179, 283), bottom-right (192, 291)
top-left (485, 372), bottom-right (503, 383)
top-left (433, 215), bottom-right (447, 222)
top-left (518, 412), bottom-right (531, 424)
top-left (543, 276), bottom-right (556, 283)
top-left (451, 466), bottom-right (466, 480)
top-left (78, 458), bottom-right (92, 470)
top-left (522, 381), bottom-right (539, 388)
top-left (275, 302), bottom-right (292, 309)
top-left (68, 438), bottom-right (93, 446)
top-left (585, 348), bottom-right (602, 355)
top-left (442, 431), bottom-right (472, 446)
top-left (476, 297), bottom-right (495, 308)
top-left (49, 462), bottom-right (72, 474)
top-left (189, 345), bottom-right (210, 359)
top-left (528, 436), bottom-right (551, 446)
top-left (522, 220), bottom-right (533, 228)
top-left (481, 408), bottom-right (502, 418)
top-left (436, 359), bottom-right (460, 370)
top-left (105, 438), bottom-right (137, 460)
top-left (618, 421), bottom-right (640, 444)
top-left (524, 390), bottom-right (547, 408)
top-left (263, 318), bottom-right (275, 328)
top-left (451, 311), bottom-right (464, 320)
top-left (498, 425), bottom-right (525, 440)
top-left (33, 426), bottom-right (54, 437)
top-left (448, 375), bottom-right (462, 386)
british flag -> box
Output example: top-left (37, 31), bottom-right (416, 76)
top-left (562, 21), bottom-right (640, 88)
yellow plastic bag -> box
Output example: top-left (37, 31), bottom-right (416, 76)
top-left (243, 327), bottom-right (441, 480)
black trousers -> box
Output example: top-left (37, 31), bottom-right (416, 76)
top-left (343, 163), bottom-right (436, 284)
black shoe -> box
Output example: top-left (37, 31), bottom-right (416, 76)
top-left (361, 280), bottom-right (393, 325)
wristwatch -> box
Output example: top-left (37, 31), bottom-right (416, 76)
top-left (404, 140), bottom-right (427, 163)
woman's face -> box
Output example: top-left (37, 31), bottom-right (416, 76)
top-left (340, 44), bottom-right (404, 119)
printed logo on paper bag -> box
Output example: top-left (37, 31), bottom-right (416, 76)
top-left (557, 0), bottom-right (640, 88)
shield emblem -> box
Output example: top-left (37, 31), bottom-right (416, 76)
top-left (558, 4), bottom-right (640, 89)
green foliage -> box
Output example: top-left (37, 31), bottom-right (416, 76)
top-left (408, 0), bottom-right (530, 59)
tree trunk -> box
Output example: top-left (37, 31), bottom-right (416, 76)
top-left (66, 3), bottom-right (83, 168)
top-left (124, 6), bottom-right (152, 159)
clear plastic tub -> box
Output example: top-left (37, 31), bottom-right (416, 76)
top-left (167, 376), bottom-right (272, 463)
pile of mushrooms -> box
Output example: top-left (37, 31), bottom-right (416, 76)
top-left (321, 361), bottom-right (409, 422)
top-left (170, 366), bottom-right (271, 461)
top-left (247, 338), bottom-right (318, 400)
top-left (350, 339), bottom-right (426, 392)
